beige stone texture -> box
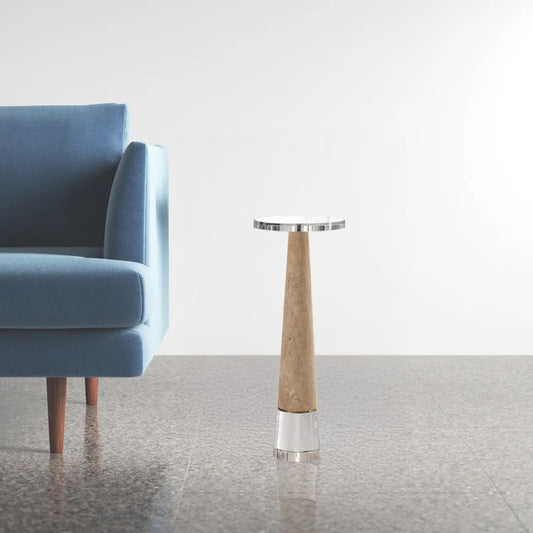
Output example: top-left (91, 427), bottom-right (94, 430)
top-left (278, 232), bottom-right (317, 413)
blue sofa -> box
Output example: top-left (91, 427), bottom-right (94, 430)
top-left (0, 104), bottom-right (168, 453)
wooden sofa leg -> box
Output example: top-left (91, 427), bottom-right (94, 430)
top-left (47, 378), bottom-right (67, 454)
top-left (85, 378), bottom-right (98, 406)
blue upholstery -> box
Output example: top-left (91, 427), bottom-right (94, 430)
top-left (0, 105), bottom-right (168, 377)
top-left (0, 104), bottom-right (127, 246)
top-left (0, 254), bottom-right (151, 329)
top-left (0, 326), bottom-right (149, 377)
top-left (0, 247), bottom-right (103, 257)
top-left (105, 142), bottom-right (169, 346)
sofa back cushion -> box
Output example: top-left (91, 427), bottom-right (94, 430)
top-left (0, 104), bottom-right (127, 246)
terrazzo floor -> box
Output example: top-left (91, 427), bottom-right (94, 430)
top-left (1, 356), bottom-right (533, 532)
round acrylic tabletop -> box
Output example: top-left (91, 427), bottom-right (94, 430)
top-left (253, 216), bottom-right (345, 232)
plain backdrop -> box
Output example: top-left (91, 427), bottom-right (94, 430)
top-left (1, 0), bottom-right (533, 355)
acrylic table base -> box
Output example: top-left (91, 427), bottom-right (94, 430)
top-left (274, 410), bottom-right (320, 462)
top-left (275, 232), bottom-right (320, 462)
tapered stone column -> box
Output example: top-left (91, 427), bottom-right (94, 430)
top-left (253, 215), bottom-right (345, 463)
top-left (278, 232), bottom-right (316, 413)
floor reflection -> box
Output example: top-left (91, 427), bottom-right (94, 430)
top-left (38, 405), bottom-right (175, 531)
top-left (48, 455), bottom-right (66, 520)
top-left (47, 407), bottom-right (100, 523)
top-left (277, 461), bottom-right (318, 533)
top-left (83, 406), bottom-right (100, 474)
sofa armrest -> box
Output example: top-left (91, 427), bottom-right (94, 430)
top-left (104, 142), bottom-right (169, 342)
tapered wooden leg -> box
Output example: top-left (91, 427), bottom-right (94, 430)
top-left (47, 378), bottom-right (67, 454)
top-left (85, 378), bottom-right (98, 406)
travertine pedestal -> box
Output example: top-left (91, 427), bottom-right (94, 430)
top-left (254, 216), bottom-right (345, 463)
top-left (275, 232), bottom-right (319, 462)
top-left (278, 233), bottom-right (316, 414)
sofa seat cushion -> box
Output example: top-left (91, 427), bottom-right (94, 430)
top-left (0, 254), bottom-right (151, 329)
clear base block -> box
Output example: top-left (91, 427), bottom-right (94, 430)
top-left (273, 410), bottom-right (320, 463)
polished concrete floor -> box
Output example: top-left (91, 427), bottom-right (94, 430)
top-left (1, 356), bottom-right (533, 532)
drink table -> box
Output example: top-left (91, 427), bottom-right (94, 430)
top-left (253, 216), bottom-right (345, 462)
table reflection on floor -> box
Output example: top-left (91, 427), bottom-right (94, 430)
top-left (277, 461), bottom-right (318, 533)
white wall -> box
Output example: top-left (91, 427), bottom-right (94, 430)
top-left (1, 0), bottom-right (533, 355)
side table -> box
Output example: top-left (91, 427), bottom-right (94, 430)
top-left (254, 216), bottom-right (345, 462)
